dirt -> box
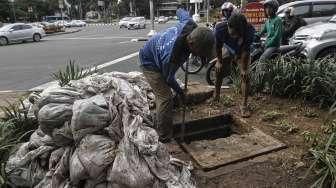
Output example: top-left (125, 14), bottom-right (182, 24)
top-left (170, 88), bottom-right (336, 188)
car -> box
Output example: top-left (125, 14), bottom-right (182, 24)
top-left (119, 17), bottom-right (132, 28)
top-left (54, 20), bottom-right (71, 28)
top-left (40, 22), bottom-right (63, 33)
top-left (127, 17), bottom-right (146, 29)
top-left (69, 20), bottom-right (86, 27)
top-left (277, 0), bottom-right (336, 25)
top-left (0, 23), bottom-right (46, 46)
top-left (158, 16), bottom-right (168, 23)
top-left (290, 15), bottom-right (336, 60)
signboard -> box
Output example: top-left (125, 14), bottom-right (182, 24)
top-left (190, 0), bottom-right (203, 3)
top-left (241, 2), bottom-right (266, 31)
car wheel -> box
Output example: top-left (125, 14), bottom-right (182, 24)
top-left (33, 34), bottom-right (41, 42)
top-left (0, 36), bottom-right (8, 46)
top-left (318, 47), bottom-right (336, 59)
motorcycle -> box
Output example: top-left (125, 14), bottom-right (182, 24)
top-left (205, 36), bottom-right (305, 85)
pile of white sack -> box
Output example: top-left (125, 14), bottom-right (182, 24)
top-left (5, 72), bottom-right (195, 188)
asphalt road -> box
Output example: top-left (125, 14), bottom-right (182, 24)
top-left (0, 22), bottom-right (206, 91)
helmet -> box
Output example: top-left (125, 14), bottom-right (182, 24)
top-left (284, 7), bottom-right (294, 16)
top-left (221, 2), bottom-right (238, 19)
top-left (221, 2), bottom-right (235, 11)
top-left (263, 0), bottom-right (279, 12)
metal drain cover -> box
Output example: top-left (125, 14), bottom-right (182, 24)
top-left (180, 127), bottom-right (286, 171)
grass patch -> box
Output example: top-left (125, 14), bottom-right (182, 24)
top-left (275, 120), bottom-right (299, 133)
top-left (261, 110), bottom-right (285, 122)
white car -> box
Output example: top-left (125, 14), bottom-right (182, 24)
top-left (158, 16), bottom-right (168, 23)
top-left (127, 17), bottom-right (146, 29)
top-left (0, 23), bottom-right (46, 46)
top-left (119, 17), bottom-right (132, 28)
top-left (54, 20), bottom-right (71, 28)
top-left (70, 20), bottom-right (86, 27)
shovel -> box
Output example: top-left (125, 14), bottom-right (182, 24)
top-left (181, 58), bottom-right (188, 142)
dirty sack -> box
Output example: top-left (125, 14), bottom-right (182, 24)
top-left (6, 71), bottom-right (195, 188)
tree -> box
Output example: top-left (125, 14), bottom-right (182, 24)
top-left (0, 0), bottom-right (11, 22)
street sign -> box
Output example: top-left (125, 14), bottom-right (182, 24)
top-left (58, 0), bottom-right (64, 9)
top-left (190, 0), bottom-right (203, 3)
top-left (98, 0), bottom-right (105, 6)
top-left (241, 2), bottom-right (266, 31)
top-left (28, 6), bottom-right (33, 13)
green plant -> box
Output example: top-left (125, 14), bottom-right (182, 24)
top-left (262, 110), bottom-right (285, 122)
top-left (51, 60), bottom-right (97, 86)
top-left (276, 120), bottom-right (299, 133)
top-left (0, 99), bottom-right (36, 134)
top-left (246, 57), bottom-right (336, 108)
top-left (302, 131), bottom-right (321, 147)
top-left (330, 101), bottom-right (336, 115)
top-left (307, 133), bottom-right (336, 188)
top-left (0, 120), bottom-right (33, 187)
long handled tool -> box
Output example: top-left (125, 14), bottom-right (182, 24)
top-left (181, 58), bottom-right (188, 142)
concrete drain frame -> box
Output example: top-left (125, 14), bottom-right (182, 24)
top-left (173, 113), bottom-right (287, 172)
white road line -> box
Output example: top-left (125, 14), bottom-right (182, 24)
top-left (47, 36), bottom-right (143, 40)
top-left (119, 41), bottom-right (132, 44)
top-left (28, 52), bottom-right (139, 91)
top-left (90, 52), bottom-right (139, 71)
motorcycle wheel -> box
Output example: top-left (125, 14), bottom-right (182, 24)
top-left (181, 55), bottom-right (204, 74)
top-left (206, 63), bottom-right (216, 85)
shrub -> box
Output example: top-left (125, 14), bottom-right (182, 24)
top-left (51, 60), bottom-right (97, 86)
top-left (231, 57), bottom-right (336, 108)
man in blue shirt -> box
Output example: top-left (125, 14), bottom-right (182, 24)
top-left (139, 8), bottom-right (215, 142)
top-left (214, 13), bottom-right (255, 118)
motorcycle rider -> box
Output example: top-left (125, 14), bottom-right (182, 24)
top-left (221, 2), bottom-right (239, 22)
top-left (214, 12), bottom-right (255, 118)
top-left (282, 7), bottom-right (307, 44)
top-left (258, 0), bottom-right (283, 62)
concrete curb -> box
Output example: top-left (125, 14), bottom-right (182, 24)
top-left (46, 29), bottom-right (82, 37)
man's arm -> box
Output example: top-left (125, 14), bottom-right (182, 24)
top-left (162, 61), bottom-right (183, 95)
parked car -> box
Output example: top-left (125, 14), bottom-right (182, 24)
top-left (127, 17), bottom-right (146, 29)
top-left (290, 15), bottom-right (336, 59)
top-left (158, 16), bottom-right (169, 23)
top-left (40, 22), bottom-right (64, 33)
top-left (277, 0), bottom-right (336, 25)
top-left (69, 20), bottom-right (86, 27)
top-left (119, 17), bottom-right (132, 28)
top-left (54, 20), bottom-right (71, 28)
top-left (0, 23), bottom-right (46, 46)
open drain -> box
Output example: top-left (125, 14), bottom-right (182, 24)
top-left (173, 114), bottom-right (287, 171)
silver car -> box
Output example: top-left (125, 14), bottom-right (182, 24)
top-left (290, 15), bottom-right (336, 60)
top-left (277, 0), bottom-right (336, 25)
top-left (0, 23), bottom-right (46, 46)
top-left (127, 17), bottom-right (146, 29)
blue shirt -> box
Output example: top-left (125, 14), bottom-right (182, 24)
top-left (215, 21), bottom-right (255, 55)
top-left (139, 8), bottom-right (196, 94)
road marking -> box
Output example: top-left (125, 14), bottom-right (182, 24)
top-left (119, 41), bottom-right (132, 44)
top-left (28, 52), bottom-right (139, 91)
top-left (90, 52), bottom-right (139, 71)
top-left (47, 36), bottom-right (143, 40)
